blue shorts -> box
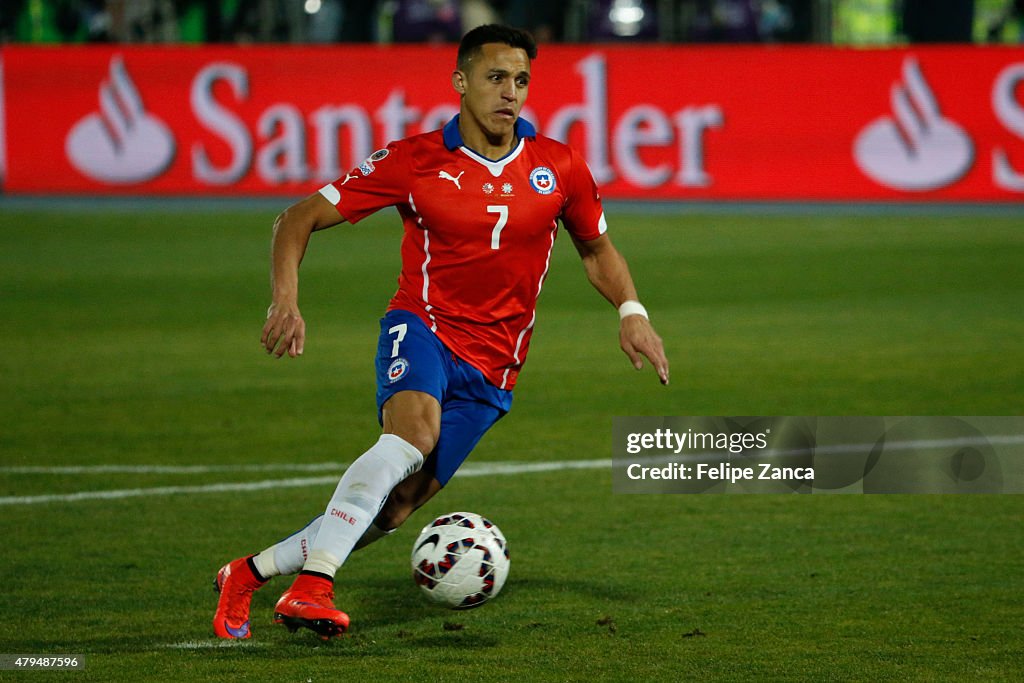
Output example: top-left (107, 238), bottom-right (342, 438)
top-left (375, 309), bottom-right (513, 486)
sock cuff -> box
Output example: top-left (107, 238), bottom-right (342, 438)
top-left (378, 433), bottom-right (423, 457)
top-left (376, 433), bottom-right (425, 473)
top-left (298, 570), bottom-right (334, 583)
top-left (303, 549), bottom-right (342, 578)
top-left (247, 554), bottom-right (272, 582)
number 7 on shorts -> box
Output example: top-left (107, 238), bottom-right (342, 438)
top-left (388, 323), bottom-right (408, 358)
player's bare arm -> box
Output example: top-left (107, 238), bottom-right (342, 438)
top-left (261, 192), bottom-right (347, 358)
top-left (572, 233), bottom-right (670, 385)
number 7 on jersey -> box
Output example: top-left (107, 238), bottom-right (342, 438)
top-left (487, 205), bottom-right (508, 250)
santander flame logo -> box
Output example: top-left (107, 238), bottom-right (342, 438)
top-left (854, 57), bottom-right (974, 192)
top-left (65, 56), bottom-right (176, 184)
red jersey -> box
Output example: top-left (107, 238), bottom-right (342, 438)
top-left (318, 116), bottom-right (607, 390)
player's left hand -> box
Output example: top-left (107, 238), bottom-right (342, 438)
top-left (262, 302), bottom-right (306, 358)
top-left (620, 315), bottom-right (669, 385)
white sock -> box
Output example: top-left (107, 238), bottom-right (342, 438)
top-left (251, 516), bottom-right (396, 578)
top-left (252, 515), bottom-right (323, 578)
top-left (303, 434), bottom-right (423, 577)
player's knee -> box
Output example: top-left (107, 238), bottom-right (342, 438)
top-left (387, 423), bottom-right (437, 460)
top-left (399, 434), bottom-right (433, 462)
top-left (382, 392), bottom-right (440, 457)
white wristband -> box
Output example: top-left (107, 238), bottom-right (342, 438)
top-left (618, 300), bottom-right (649, 320)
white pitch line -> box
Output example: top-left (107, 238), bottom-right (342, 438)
top-left (4, 435), bottom-right (1022, 478)
top-left (161, 640), bottom-right (267, 650)
top-left (0, 476), bottom-right (339, 506)
top-left (0, 462), bottom-right (616, 506)
top-left (1, 435), bottom-right (1021, 507)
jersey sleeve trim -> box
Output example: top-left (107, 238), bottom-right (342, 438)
top-left (319, 183), bottom-right (341, 205)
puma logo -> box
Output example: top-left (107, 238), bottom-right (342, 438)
top-left (438, 170), bottom-right (464, 189)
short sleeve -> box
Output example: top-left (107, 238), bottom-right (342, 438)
top-left (559, 145), bottom-right (607, 242)
top-left (318, 141), bottom-right (408, 225)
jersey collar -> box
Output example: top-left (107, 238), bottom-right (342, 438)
top-left (443, 115), bottom-right (536, 177)
top-left (442, 115), bottom-right (537, 156)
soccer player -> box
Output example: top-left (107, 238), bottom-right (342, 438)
top-left (213, 24), bottom-right (669, 641)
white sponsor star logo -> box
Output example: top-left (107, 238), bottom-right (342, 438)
top-left (66, 55), bottom-right (176, 184)
top-left (854, 57), bottom-right (974, 191)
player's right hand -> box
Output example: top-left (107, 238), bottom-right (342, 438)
top-left (262, 302), bottom-right (306, 358)
top-left (620, 314), bottom-right (669, 386)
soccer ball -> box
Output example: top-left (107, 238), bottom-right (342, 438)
top-left (411, 511), bottom-right (510, 609)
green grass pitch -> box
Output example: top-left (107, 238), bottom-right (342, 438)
top-left (1, 203), bottom-right (1022, 681)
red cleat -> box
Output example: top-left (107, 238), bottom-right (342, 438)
top-left (273, 574), bottom-right (350, 640)
top-left (212, 556), bottom-right (268, 639)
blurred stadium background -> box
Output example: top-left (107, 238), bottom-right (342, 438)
top-left (2, 0), bottom-right (1023, 45)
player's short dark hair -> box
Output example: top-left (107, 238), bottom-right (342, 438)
top-left (457, 24), bottom-right (537, 71)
